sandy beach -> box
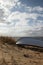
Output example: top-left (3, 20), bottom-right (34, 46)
top-left (0, 37), bottom-right (43, 65)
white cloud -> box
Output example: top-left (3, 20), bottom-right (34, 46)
top-left (0, 0), bottom-right (43, 36)
top-left (33, 6), bottom-right (43, 12)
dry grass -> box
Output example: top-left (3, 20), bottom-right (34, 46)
top-left (0, 36), bottom-right (43, 65)
top-left (0, 36), bottom-right (16, 45)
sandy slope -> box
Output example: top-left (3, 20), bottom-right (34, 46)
top-left (0, 37), bottom-right (43, 65)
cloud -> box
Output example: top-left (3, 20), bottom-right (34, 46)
top-left (32, 6), bottom-right (43, 12)
top-left (0, 0), bottom-right (43, 36)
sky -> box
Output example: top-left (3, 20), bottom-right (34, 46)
top-left (0, 0), bottom-right (43, 37)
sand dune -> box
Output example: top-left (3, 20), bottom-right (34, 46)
top-left (0, 37), bottom-right (43, 65)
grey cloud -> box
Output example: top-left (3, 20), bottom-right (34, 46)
top-left (0, 9), bottom-right (5, 22)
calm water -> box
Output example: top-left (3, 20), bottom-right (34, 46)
top-left (16, 37), bottom-right (43, 47)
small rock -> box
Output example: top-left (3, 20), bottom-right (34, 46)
top-left (23, 54), bottom-right (29, 58)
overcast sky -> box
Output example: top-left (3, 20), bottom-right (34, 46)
top-left (0, 0), bottom-right (43, 37)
